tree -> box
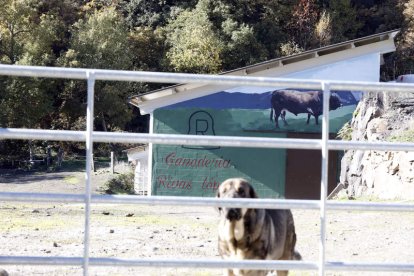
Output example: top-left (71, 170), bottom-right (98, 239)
top-left (288, 0), bottom-right (319, 50)
top-left (0, 1), bottom-right (61, 129)
top-left (195, 0), bottom-right (293, 69)
top-left (391, 0), bottom-right (414, 77)
top-left (165, 6), bottom-right (223, 73)
top-left (315, 10), bottom-right (332, 47)
top-left (0, 0), bottom-right (36, 64)
top-left (118, 0), bottom-right (198, 29)
top-left (0, 1), bottom-right (65, 161)
top-left (59, 7), bottom-right (134, 133)
top-left (328, 0), bottom-right (361, 43)
top-left (129, 27), bottom-right (167, 72)
top-left (401, 0), bottom-right (414, 49)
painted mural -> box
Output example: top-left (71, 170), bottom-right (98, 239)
top-left (152, 88), bottom-right (359, 198)
top-left (148, 53), bottom-right (383, 197)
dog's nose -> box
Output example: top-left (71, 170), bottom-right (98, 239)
top-left (226, 208), bottom-right (241, 221)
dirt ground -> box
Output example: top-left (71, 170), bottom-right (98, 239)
top-left (0, 166), bottom-right (413, 276)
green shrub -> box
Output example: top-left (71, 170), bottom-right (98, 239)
top-left (337, 121), bottom-right (353, 141)
top-left (103, 172), bottom-right (135, 195)
top-left (387, 129), bottom-right (414, 143)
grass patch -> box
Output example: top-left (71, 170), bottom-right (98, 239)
top-left (93, 211), bottom-right (212, 229)
top-left (0, 213), bottom-right (80, 231)
top-left (64, 176), bottom-right (80, 185)
top-left (60, 160), bottom-right (86, 171)
top-left (100, 214), bottom-right (186, 227)
top-left (387, 129), bottom-right (414, 142)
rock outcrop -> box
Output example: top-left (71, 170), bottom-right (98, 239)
top-left (338, 91), bottom-right (414, 199)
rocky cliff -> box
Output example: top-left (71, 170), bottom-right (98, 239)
top-left (338, 90), bottom-right (414, 200)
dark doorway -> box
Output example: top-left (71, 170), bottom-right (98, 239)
top-left (285, 133), bottom-right (339, 199)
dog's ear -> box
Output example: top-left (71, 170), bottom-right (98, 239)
top-left (248, 184), bottom-right (258, 199)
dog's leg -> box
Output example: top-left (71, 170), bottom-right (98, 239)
top-left (224, 269), bottom-right (235, 276)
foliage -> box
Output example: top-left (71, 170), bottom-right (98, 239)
top-left (327, 0), bottom-right (361, 43)
top-left (395, 0), bottom-right (414, 76)
top-left (165, 6), bottom-right (223, 73)
top-left (387, 129), bottom-right (414, 143)
top-left (288, 0), bottom-right (319, 50)
top-left (1, 0), bottom-right (414, 164)
top-left (336, 121), bottom-right (353, 141)
top-left (58, 7), bottom-right (133, 132)
top-left (315, 10), bottom-right (332, 47)
top-left (103, 171), bottom-right (135, 195)
top-left (196, 0), bottom-right (290, 69)
top-left (280, 41), bottom-right (303, 56)
top-left (118, 0), bottom-right (197, 29)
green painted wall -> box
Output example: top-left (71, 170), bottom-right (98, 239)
top-left (151, 104), bottom-right (354, 198)
top-left (152, 108), bottom-right (287, 198)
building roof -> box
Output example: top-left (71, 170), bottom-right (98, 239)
top-left (129, 30), bottom-right (399, 115)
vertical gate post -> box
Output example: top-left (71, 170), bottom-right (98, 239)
top-left (83, 71), bottom-right (95, 276)
top-left (319, 82), bottom-right (331, 276)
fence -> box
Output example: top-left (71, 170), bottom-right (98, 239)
top-left (1, 64), bottom-right (414, 276)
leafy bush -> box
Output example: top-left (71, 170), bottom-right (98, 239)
top-left (337, 121), bottom-right (353, 141)
top-left (103, 172), bottom-right (135, 195)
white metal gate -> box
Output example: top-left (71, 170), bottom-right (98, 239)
top-left (0, 64), bottom-right (414, 276)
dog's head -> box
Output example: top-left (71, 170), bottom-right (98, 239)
top-left (216, 178), bottom-right (257, 221)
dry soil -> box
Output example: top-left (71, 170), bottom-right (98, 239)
top-left (0, 167), bottom-right (413, 276)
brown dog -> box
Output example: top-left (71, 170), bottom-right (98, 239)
top-left (216, 178), bottom-right (301, 276)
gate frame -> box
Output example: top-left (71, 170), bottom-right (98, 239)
top-left (0, 64), bottom-right (414, 275)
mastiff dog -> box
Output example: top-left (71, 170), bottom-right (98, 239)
top-left (216, 178), bottom-right (301, 276)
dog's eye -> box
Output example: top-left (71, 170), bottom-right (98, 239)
top-left (238, 188), bottom-right (245, 195)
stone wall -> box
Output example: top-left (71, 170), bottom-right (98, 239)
top-left (339, 91), bottom-right (414, 199)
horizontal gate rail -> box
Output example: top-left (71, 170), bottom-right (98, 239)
top-left (1, 64), bottom-right (414, 275)
top-left (0, 192), bottom-right (413, 212)
top-left (2, 128), bottom-right (414, 152)
top-left (325, 262), bottom-right (414, 272)
top-left (0, 257), bottom-right (317, 271)
top-left (2, 64), bottom-right (414, 93)
top-left (1, 256), bottom-right (414, 272)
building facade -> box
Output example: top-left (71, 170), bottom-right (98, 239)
top-left (129, 31), bottom-right (398, 199)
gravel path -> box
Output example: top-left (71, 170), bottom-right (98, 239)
top-left (1, 169), bottom-right (413, 276)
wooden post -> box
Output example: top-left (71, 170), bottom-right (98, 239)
top-left (110, 151), bottom-right (114, 174)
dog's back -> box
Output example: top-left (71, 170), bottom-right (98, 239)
top-left (266, 209), bottom-right (301, 261)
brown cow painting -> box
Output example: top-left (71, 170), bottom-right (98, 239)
top-left (270, 89), bottom-right (342, 128)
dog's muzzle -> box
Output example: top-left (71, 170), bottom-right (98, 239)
top-left (225, 208), bottom-right (242, 221)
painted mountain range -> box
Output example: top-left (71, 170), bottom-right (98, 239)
top-left (167, 90), bottom-right (359, 110)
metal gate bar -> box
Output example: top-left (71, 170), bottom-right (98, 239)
top-left (0, 64), bottom-right (414, 275)
top-left (1, 256), bottom-right (414, 272)
top-left (1, 64), bottom-right (414, 93)
top-left (83, 71), bottom-right (95, 276)
top-left (319, 82), bottom-right (330, 275)
top-left (2, 128), bottom-right (414, 152)
top-left (0, 193), bottom-right (413, 212)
